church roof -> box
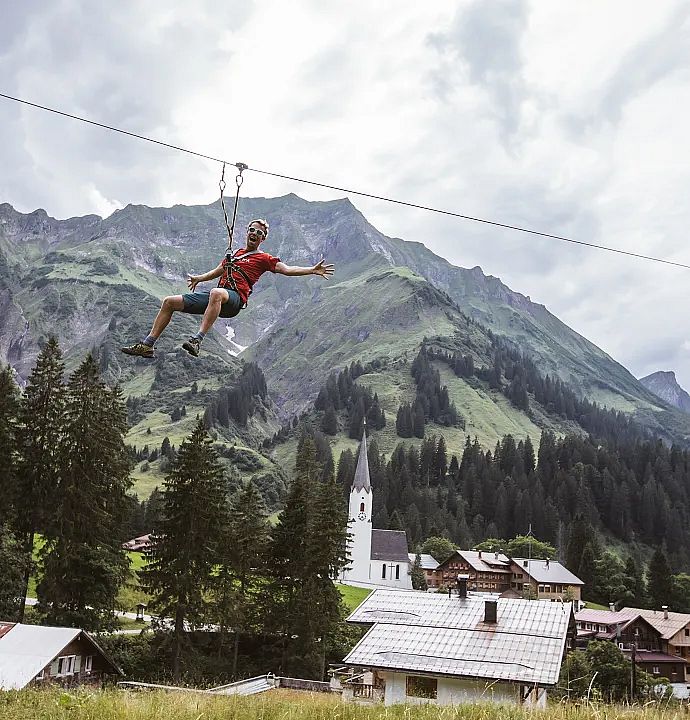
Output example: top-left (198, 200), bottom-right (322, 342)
top-left (371, 530), bottom-right (410, 562)
top-left (352, 429), bottom-right (371, 492)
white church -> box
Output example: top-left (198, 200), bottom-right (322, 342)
top-left (340, 429), bottom-right (412, 589)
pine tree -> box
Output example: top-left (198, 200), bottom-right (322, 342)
top-left (0, 524), bottom-right (30, 620)
top-left (410, 552), bottom-right (428, 590)
top-left (267, 436), bottom-right (319, 675)
top-left (304, 469), bottom-right (349, 679)
top-left (647, 548), bottom-right (673, 610)
top-left (38, 355), bottom-right (131, 631)
top-left (143, 419), bottom-right (229, 682)
top-left (14, 337), bottom-right (67, 622)
top-left (0, 365), bottom-right (19, 518)
top-left (320, 404), bottom-right (338, 435)
top-left (413, 401), bottom-right (425, 439)
top-left (212, 481), bottom-right (269, 676)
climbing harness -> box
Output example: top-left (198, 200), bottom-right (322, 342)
top-left (217, 162), bottom-right (256, 308)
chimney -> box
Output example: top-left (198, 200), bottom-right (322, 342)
top-left (545, 558), bottom-right (550, 569)
top-left (478, 550), bottom-right (482, 559)
top-left (484, 600), bottom-right (498, 624)
top-left (609, 602), bottom-right (616, 613)
top-left (456, 574), bottom-right (468, 599)
top-left (662, 605), bottom-right (669, 620)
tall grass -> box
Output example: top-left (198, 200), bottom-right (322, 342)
top-left (0, 689), bottom-right (687, 720)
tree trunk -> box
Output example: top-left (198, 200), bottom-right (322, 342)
top-left (232, 630), bottom-right (240, 677)
top-left (173, 604), bottom-right (184, 683)
top-left (17, 530), bottom-right (34, 623)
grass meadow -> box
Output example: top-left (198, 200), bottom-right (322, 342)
top-left (0, 688), bottom-right (687, 720)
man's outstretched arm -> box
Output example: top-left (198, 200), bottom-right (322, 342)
top-left (187, 262), bottom-right (224, 291)
top-left (275, 259), bottom-right (334, 279)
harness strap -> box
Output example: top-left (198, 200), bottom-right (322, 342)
top-left (218, 249), bottom-right (264, 307)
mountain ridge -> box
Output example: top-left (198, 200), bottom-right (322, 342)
top-left (1, 195), bottom-right (689, 451)
top-left (640, 370), bottom-right (690, 414)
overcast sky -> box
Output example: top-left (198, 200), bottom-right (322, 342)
top-left (2, 1), bottom-right (690, 387)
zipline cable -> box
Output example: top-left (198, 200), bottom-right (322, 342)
top-left (1, 91), bottom-right (689, 271)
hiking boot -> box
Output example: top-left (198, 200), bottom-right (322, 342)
top-left (182, 337), bottom-right (201, 357)
top-left (120, 342), bottom-right (155, 359)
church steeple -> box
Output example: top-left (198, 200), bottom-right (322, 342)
top-left (352, 422), bottom-right (371, 492)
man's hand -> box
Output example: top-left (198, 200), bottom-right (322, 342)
top-left (312, 259), bottom-right (335, 279)
top-left (187, 275), bottom-right (201, 291)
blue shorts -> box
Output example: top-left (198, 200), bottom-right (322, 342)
top-left (181, 289), bottom-right (242, 319)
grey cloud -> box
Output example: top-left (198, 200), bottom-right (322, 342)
top-left (0, 1), bottom-right (252, 217)
top-left (428, 0), bottom-right (529, 139)
top-left (569, 4), bottom-right (690, 134)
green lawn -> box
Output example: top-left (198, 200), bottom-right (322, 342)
top-left (583, 600), bottom-right (608, 610)
top-left (337, 583), bottom-right (371, 612)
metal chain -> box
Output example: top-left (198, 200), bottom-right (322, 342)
top-left (219, 161), bottom-right (248, 251)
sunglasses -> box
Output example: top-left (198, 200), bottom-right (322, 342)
top-left (247, 226), bottom-right (266, 238)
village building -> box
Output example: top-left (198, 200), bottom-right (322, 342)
top-left (433, 550), bottom-right (512, 592)
top-left (509, 558), bottom-right (584, 601)
top-left (407, 553), bottom-right (440, 587)
top-left (340, 588), bottom-right (575, 707)
top-left (340, 430), bottom-right (411, 589)
top-left (0, 622), bottom-right (123, 690)
top-left (122, 533), bottom-right (152, 552)
top-left (575, 606), bottom-right (690, 691)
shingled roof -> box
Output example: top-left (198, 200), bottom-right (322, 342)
top-left (371, 530), bottom-right (410, 562)
top-left (345, 589), bottom-right (573, 686)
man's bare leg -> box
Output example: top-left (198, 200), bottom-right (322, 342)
top-left (121, 295), bottom-right (184, 358)
top-left (182, 288), bottom-right (228, 357)
top-left (149, 295), bottom-right (185, 339)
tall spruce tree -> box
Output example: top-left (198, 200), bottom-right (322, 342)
top-left (647, 548), bottom-right (673, 610)
top-left (15, 338), bottom-right (67, 621)
top-left (212, 481), bottom-right (269, 676)
top-left (0, 523), bottom-right (30, 620)
top-left (0, 365), bottom-right (19, 512)
top-left (143, 419), bottom-right (229, 682)
top-left (268, 435), bottom-right (318, 675)
top-left (267, 434), bottom-right (349, 678)
top-left (38, 354), bottom-right (131, 631)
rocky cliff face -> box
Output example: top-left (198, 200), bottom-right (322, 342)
top-left (639, 371), bottom-right (690, 414)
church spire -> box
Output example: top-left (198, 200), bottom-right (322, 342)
top-left (352, 421), bottom-right (371, 492)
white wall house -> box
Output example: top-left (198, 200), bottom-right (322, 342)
top-left (342, 589), bottom-right (574, 707)
top-left (340, 429), bottom-right (411, 590)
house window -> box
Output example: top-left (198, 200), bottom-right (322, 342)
top-left (360, 502), bottom-right (365, 512)
top-left (382, 564), bottom-right (386, 579)
top-left (406, 675), bottom-right (437, 699)
top-left (653, 666), bottom-right (660, 674)
top-left (35, 668), bottom-right (45, 681)
top-left (685, 629), bottom-right (689, 637)
top-left (395, 565), bottom-right (400, 580)
top-left (56, 656), bottom-right (77, 676)
top-left (84, 656), bottom-right (93, 674)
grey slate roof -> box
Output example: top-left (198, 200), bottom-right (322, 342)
top-left (344, 589), bottom-right (572, 686)
top-left (352, 430), bottom-right (371, 492)
top-left (512, 558), bottom-right (583, 585)
top-left (408, 553), bottom-right (439, 570)
top-left (371, 530), bottom-right (410, 562)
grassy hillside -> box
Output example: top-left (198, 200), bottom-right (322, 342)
top-left (0, 688), bottom-right (682, 720)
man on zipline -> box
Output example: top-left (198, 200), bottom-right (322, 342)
top-left (121, 219), bottom-right (334, 358)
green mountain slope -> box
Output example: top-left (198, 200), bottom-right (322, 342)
top-left (2, 191), bottom-right (690, 506)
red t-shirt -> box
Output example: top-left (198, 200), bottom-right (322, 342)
top-left (219, 248), bottom-right (281, 304)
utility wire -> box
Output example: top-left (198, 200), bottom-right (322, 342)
top-left (2, 91), bottom-right (688, 271)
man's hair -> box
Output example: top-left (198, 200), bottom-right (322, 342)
top-left (248, 218), bottom-right (269, 235)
